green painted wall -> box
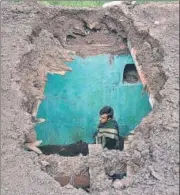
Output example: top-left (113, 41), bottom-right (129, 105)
top-left (35, 54), bottom-right (152, 145)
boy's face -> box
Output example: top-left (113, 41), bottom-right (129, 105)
top-left (99, 114), bottom-right (108, 124)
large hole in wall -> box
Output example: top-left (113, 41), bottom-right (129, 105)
top-left (35, 54), bottom-right (152, 156)
top-left (12, 4), bottom-right (167, 193)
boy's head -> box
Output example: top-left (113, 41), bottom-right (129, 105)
top-left (99, 106), bottom-right (114, 124)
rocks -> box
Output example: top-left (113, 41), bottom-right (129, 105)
top-left (2, 1), bottom-right (179, 195)
top-left (74, 175), bottom-right (90, 188)
top-left (55, 176), bottom-right (70, 187)
top-left (112, 178), bottom-right (132, 189)
top-left (154, 21), bottom-right (160, 25)
top-left (24, 129), bottom-right (43, 155)
top-left (39, 160), bottom-right (50, 171)
top-left (87, 22), bottom-right (101, 30)
top-left (24, 129), bottom-right (36, 143)
top-left (148, 166), bottom-right (163, 181)
top-left (24, 140), bottom-right (43, 155)
top-left (54, 175), bottom-right (90, 189)
top-left (88, 144), bottom-right (111, 192)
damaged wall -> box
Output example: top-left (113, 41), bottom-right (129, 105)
top-left (17, 6), bottom-right (131, 119)
top-left (1, 1), bottom-right (179, 195)
top-left (35, 54), bottom-right (151, 145)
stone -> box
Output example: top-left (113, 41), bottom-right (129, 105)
top-left (112, 178), bottom-right (131, 189)
top-left (24, 140), bottom-right (43, 155)
top-left (25, 133), bottom-right (36, 143)
top-left (55, 176), bottom-right (70, 187)
top-left (55, 175), bottom-right (90, 188)
top-left (73, 175), bottom-right (90, 188)
top-left (154, 21), bottom-right (160, 25)
top-left (40, 160), bottom-right (50, 168)
top-left (87, 22), bottom-right (101, 30)
top-left (65, 184), bottom-right (74, 189)
top-left (112, 180), bottom-right (124, 189)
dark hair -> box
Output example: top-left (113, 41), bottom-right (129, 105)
top-left (99, 106), bottom-right (114, 119)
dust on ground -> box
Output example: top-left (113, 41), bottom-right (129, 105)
top-left (1, 1), bottom-right (179, 195)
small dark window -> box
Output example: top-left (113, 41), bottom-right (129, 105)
top-left (123, 64), bottom-right (140, 83)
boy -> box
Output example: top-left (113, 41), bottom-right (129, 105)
top-left (94, 106), bottom-right (124, 150)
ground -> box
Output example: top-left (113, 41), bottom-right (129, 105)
top-left (1, 1), bottom-right (179, 195)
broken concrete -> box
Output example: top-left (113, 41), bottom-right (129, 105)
top-left (88, 144), bottom-right (111, 192)
top-left (1, 1), bottom-right (179, 195)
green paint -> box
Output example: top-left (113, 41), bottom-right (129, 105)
top-left (35, 54), bottom-right (152, 145)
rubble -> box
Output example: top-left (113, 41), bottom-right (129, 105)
top-left (1, 1), bottom-right (179, 195)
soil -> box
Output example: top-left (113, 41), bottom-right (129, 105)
top-left (1, 1), bottom-right (179, 195)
